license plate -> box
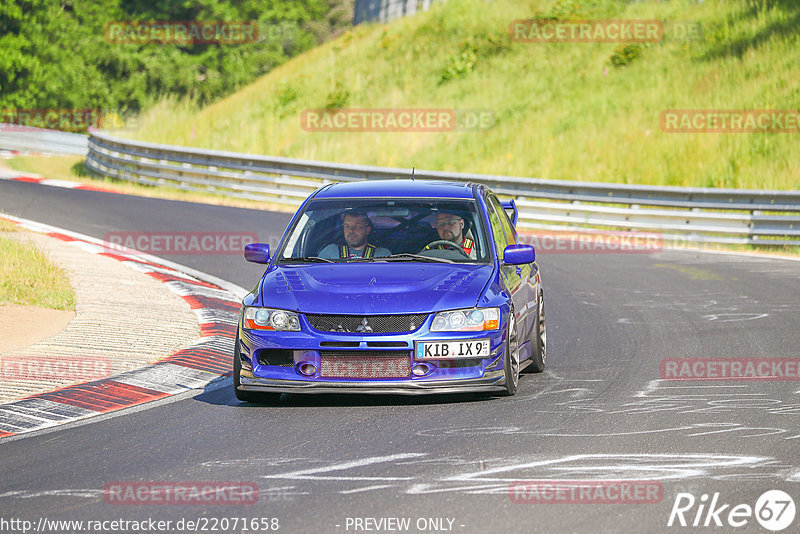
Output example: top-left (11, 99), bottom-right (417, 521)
top-left (415, 339), bottom-right (490, 359)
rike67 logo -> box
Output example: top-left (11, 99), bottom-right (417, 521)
top-left (668, 490), bottom-right (796, 531)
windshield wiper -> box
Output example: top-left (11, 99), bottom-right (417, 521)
top-left (283, 256), bottom-right (334, 263)
top-left (382, 253), bottom-right (454, 264)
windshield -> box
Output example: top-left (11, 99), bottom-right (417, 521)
top-left (277, 198), bottom-right (490, 264)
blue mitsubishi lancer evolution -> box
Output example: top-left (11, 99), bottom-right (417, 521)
top-left (234, 179), bottom-right (545, 401)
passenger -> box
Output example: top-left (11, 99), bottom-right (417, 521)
top-left (318, 211), bottom-right (391, 259)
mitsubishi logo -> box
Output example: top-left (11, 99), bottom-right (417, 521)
top-left (356, 317), bottom-right (373, 333)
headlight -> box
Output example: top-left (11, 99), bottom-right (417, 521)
top-left (430, 307), bottom-right (500, 332)
top-left (243, 307), bottom-right (300, 331)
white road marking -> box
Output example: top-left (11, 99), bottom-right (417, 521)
top-left (442, 453), bottom-right (771, 483)
top-left (262, 453), bottom-right (426, 481)
top-left (339, 485), bottom-right (395, 494)
top-left (0, 452), bottom-right (789, 501)
top-left (0, 489), bottom-right (103, 499)
top-left (685, 425), bottom-right (788, 438)
top-left (200, 458), bottom-right (319, 468)
top-left (406, 483), bottom-right (509, 495)
top-left (703, 313), bottom-right (769, 321)
top-left (39, 179), bottom-right (81, 189)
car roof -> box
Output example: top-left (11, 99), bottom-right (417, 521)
top-left (313, 179), bottom-right (478, 200)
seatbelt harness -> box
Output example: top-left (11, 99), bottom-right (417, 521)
top-left (339, 244), bottom-right (376, 258)
top-left (426, 238), bottom-right (474, 256)
top-left (461, 238), bottom-right (474, 256)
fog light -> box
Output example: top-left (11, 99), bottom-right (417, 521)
top-left (298, 363), bottom-right (317, 376)
top-left (412, 363), bottom-right (430, 376)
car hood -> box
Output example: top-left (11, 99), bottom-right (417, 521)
top-left (258, 263), bottom-right (494, 315)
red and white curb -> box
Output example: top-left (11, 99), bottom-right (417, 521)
top-left (0, 214), bottom-right (246, 439)
top-left (0, 169), bottom-right (113, 193)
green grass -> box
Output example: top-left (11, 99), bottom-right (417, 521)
top-left (124, 0), bottom-right (800, 190)
top-left (0, 230), bottom-right (76, 310)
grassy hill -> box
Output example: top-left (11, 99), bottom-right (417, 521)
top-left (127, 0), bottom-right (800, 190)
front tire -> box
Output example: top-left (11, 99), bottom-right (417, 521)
top-left (233, 334), bottom-right (281, 404)
top-left (501, 310), bottom-right (520, 396)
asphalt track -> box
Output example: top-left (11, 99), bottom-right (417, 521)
top-left (1, 180), bottom-right (799, 533)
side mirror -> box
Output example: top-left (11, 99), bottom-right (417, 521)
top-left (244, 243), bottom-right (270, 264)
top-left (503, 244), bottom-right (535, 265)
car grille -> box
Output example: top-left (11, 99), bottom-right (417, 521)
top-left (306, 314), bottom-right (428, 334)
top-left (319, 351), bottom-right (411, 378)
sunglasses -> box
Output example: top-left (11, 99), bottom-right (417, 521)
top-left (434, 219), bottom-right (461, 229)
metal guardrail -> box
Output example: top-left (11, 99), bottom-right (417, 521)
top-left (84, 130), bottom-right (800, 246)
top-left (0, 125), bottom-right (88, 155)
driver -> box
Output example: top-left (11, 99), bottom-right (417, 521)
top-left (426, 211), bottom-right (476, 259)
top-left (318, 210), bottom-right (391, 259)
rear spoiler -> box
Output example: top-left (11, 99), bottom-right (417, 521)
top-left (501, 199), bottom-right (518, 226)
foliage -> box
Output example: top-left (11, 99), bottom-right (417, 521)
top-left (608, 44), bottom-right (643, 67)
top-left (440, 41), bottom-right (478, 83)
top-left (0, 0), bottom-right (352, 125)
top-left (440, 33), bottom-right (509, 84)
top-left (324, 80), bottom-right (350, 109)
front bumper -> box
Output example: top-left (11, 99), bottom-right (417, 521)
top-left (239, 370), bottom-right (506, 395)
top-left (237, 313), bottom-right (509, 395)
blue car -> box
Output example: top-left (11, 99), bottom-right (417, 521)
top-left (234, 179), bottom-right (545, 400)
